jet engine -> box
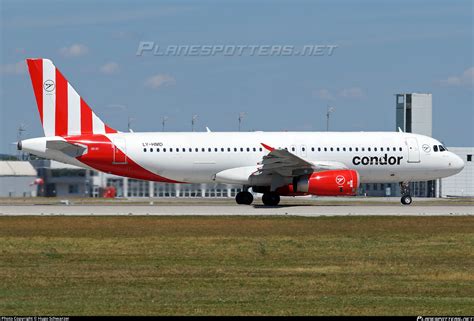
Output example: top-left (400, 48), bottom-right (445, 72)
top-left (293, 169), bottom-right (359, 196)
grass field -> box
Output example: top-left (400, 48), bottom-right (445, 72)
top-left (0, 216), bottom-right (473, 315)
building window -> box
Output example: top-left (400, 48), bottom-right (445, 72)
top-left (68, 184), bottom-right (79, 194)
top-left (467, 154), bottom-right (472, 162)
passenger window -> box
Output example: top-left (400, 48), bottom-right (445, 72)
top-left (240, 148), bottom-right (243, 152)
top-left (311, 147), bottom-right (315, 152)
top-left (343, 147), bottom-right (346, 151)
top-left (259, 147), bottom-right (263, 152)
top-left (302, 147), bottom-right (306, 152)
top-left (208, 148), bottom-right (211, 152)
top-left (349, 147), bottom-right (352, 152)
top-left (188, 148), bottom-right (192, 152)
top-left (253, 147), bottom-right (256, 152)
top-left (368, 147), bottom-right (371, 152)
top-left (150, 148), bottom-right (153, 152)
top-left (214, 148), bottom-right (217, 152)
top-left (292, 147), bottom-right (295, 152)
top-left (393, 147), bottom-right (396, 151)
top-left (170, 148), bottom-right (173, 152)
top-left (201, 148), bottom-right (205, 152)
top-left (157, 148), bottom-right (160, 152)
top-left (361, 148), bottom-right (365, 152)
top-left (330, 147), bottom-right (334, 151)
top-left (374, 148), bottom-right (377, 152)
top-left (175, 148), bottom-right (178, 153)
top-left (195, 148), bottom-right (198, 152)
top-left (336, 147), bottom-right (340, 152)
top-left (399, 147), bottom-right (402, 151)
top-left (234, 148), bottom-right (237, 152)
top-left (318, 148), bottom-right (321, 152)
top-left (324, 147), bottom-right (327, 152)
top-left (182, 148), bottom-right (186, 152)
top-left (433, 145), bottom-right (438, 152)
top-left (143, 148), bottom-right (147, 152)
top-left (227, 148), bottom-right (231, 152)
top-left (163, 148), bottom-right (167, 152)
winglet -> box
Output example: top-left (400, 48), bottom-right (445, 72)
top-left (260, 143), bottom-right (275, 151)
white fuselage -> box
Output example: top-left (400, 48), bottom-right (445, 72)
top-left (21, 131), bottom-right (465, 185)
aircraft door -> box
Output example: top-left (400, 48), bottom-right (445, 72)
top-left (406, 137), bottom-right (420, 163)
top-left (112, 137), bottom-right (127, 164)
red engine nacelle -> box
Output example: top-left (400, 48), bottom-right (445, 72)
top-left (293, 169), bottom-right (360, 196)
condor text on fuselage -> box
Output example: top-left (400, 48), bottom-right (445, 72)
top-left (352, 154), bottom-right (404, 166)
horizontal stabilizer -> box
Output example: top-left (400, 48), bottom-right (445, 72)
top-left (46, 140), bottom-right (87, 157)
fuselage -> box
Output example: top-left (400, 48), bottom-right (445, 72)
top-left (20, 131), bottom-right (465, 185)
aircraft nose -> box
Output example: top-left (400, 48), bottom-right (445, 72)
top-left (449, 153), bottom-right (465, 173)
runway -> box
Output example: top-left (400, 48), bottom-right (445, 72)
top-left (0, 204), bottom-right (472, 216)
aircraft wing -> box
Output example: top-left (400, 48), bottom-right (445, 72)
top-left (256, 143), bottom-right (347, 177)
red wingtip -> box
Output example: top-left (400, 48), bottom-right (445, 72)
top-left (261, 143), bottom-right (275, 151)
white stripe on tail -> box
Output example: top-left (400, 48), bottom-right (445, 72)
top-left (26, 58), bottom-right (117, 137)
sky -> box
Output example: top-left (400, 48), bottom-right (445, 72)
top-left (1, 0), bottom-right (473, 154)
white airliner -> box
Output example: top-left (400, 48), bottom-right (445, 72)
top-left (18, 59), bottom-right (464, 205)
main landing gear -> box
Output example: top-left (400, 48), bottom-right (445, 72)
top-left (399, 182), bottom-right (412, 205)
top-left (235, 191), bottom-right (254, 205)
top-left (262, 192), bottom-right (280, 206)
top-left (234, 189), bottom-right (281, 206)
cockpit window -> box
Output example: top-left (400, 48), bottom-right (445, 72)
top-left (433, 145), bottom-right (438, 152)
top-left (439, 145), bottom-right (446, 152)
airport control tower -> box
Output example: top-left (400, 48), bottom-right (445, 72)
top-left (396, 93), bottom-right (435, 197)
top-left (395, 93), bottom-right (432, 136)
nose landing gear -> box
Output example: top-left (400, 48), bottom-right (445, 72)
top-left (399, 182), bottom-right (412, 205)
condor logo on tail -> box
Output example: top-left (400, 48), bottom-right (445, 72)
top-left (352, 154), bottom-right (403, 166)
top-left (26, 58), bottom-right (117, 137)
